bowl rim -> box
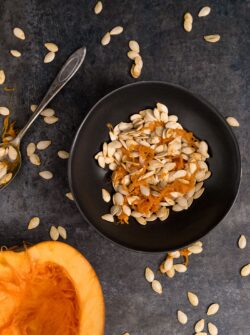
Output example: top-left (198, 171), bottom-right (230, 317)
top-left (68, 80), bottom-right (241, 253)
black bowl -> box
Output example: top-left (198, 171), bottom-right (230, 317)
top-left (68, 82), bottom-right (241, 252)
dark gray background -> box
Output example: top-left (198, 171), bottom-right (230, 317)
top-left (0, 0), bottom-right (249, 334)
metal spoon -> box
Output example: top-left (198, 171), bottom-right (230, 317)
top-left (0, 46), bottom-right (86, 190)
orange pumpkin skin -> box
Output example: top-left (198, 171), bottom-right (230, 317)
top-left (0, 241), bottom-right (105, 335)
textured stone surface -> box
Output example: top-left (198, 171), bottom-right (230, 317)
top-left (0, 1), bottom-right (249, 334)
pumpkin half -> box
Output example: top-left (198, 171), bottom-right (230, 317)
top-left (0, 241), bottom-right (105, 335)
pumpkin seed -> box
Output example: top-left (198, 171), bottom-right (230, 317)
top-left (127, 50), bottom-right (140, 60)
top-left (101, 32), bottom-right (111, 46)
top-left (164, 256), bottom-right (173, 271)
top-left (102, 188), bottom-right (111, 202)
top-left (174, 264), bottom-right (187, 273)
top-left (240, 264), bottom-right (250, 277)
top-left (184, 12), bottom-right (193, 32)
top-left (0, 107), bottom-right (10, 116)
top-left (94, 1), bottom-right (103, 14)
top-left (66, 192), bottom-right (74, 200)
top-left (37, 140), bottom-right (51, 150)
top-left (140, 185), bottom-right (150, 196)
top-left (166, 267), bottom-right (175, 278)
top-left (101, 214), bottom-right (114, 222)
top-left (151, 280), bottom-right (162, 294)
top-left (10, 50), bottom-right (21, 57)
top-left (208, 322), bottom-right (218, 335)
top-left (28, 217), bottom-right (40, 230)
top-left (198, 6), bottom-right (211, 17)
top-left (30, 104), bottom-right (37, 112)
top-left (0, 70), bottom-right (5, 85)
top-left (50, 225), bottom-right (59, 240)
top-left (129, 40), bottom-right (140, 52)
top-left (188, 245), bottom-right (203, 254)
top-left (27, 143), bottom-right (36, 156)
top-left (0, 172), bottom-right (12, 185)
top-left (226, 116), bottom-right (240, 127)
top-left (168, 250), bottom-right (180, 258)
top-left (58, 150), bottom-right (69, 159)
top-left (195, 319), bottom-right (205, 333)
top-left (204, 35), bottom-right (221, 43)
top-left (41, 108), bottom-right (55, 117)
top-left (44, 52), bottom-right (56, 63)
top-left (44, 116), bottom-right (58, 124)
top-left (13, 27), bottom-right (25, 40)
top-left (145, 267), bottom-right (155, 282)
top-left (238, 235), bottom-right (247, 249)
top-left (29, 154), bottom-right (41, 166)
top-left (207, 303), bottom-right (220, 315)
top-left (110, 26), bottom-right (123, 35)
top-left (58, 226), bottom-right (67, 239)
top-left (44, 42), bottom-right (59, 52)
top-left (8, 146), bottom-right (18, 161)
top-left (187, 291), bottom-right (199, 306)
top-left (39, 170), bottom-right (53, 180)
top-left (177, 310), bottom-right (188, 324)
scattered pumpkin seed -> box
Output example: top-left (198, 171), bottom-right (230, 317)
top-left (28, 217), bottom-right (40, 230)
top-left (184, 12), bottom-right (193, 32)
top-left (188, 245), bottom-right (203, 254)
top-left (94, 1), bottom-right (103, 14)
top-left (204, 35), bottom-right (221, 43)
top-left (13, 27), bottom-right (25, 40)
top-left (27, 143), bottom-right (36, 156)
top-left (44, 52), bottom-right (56, 63)
top-left (101, 32), bottom-right (111, 46)
top-left (110, 26), bottom-right (123, 36)
top-left (238, 234), bottom-right (247, 249)
top-left (29, 153), bottom-right (41, 166)
top-left (240, 263), bottom-right (250, 277)
top-left (195, 319), bottom-right (205, 333)
top-left (174, 264), bottom-right (187, 273)
top-left (50, 225), bottom-right (59, 240)
top-left (58, 150), bottom-right (69, 159)
top-left (44, 116), bottom-right (58, 124)
top-left (208, 322), bottom-right (218, 335)
top-left (145, 267), bottom-right (155, 283)
top-left (37, 140), bottom-right (51, 150)
top-left (40, 108), bottom-right (55, 117)
top-left (177, 310), bottom-right (188, 325)
top-left (226, 116), bottom-right (240, 127)
top-left (58, 226), bottom-right (67, 239)
top-left (0, 107), bottom-right (10, 116)
top-left (207, 303), bottom-right (220, 315)
top-left (39, 170), bottom-right (53, 180)
top-left (66, 192), bottom-right (74, 200)
top-left (187, 291), bottom-right (199, 306)
top-left (30, 104), bottom-right (37, 112)
top-left (10, 50), bottom-right (21, 58)
top-left (44, 42), bottom-right (59, 52)
top-left (151, 279), bottom-right (162, 294)
top-left (129, 40), bottom-right (140, 53)
top-left (198, 6), bottom-right (211, 17)
top-left (0, 70), bottom-right (6, 85)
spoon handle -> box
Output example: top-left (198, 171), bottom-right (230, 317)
top-left (12, 47), bottom-right (87, 146)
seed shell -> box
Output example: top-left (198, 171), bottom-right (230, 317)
top-left (39, 170), bottom-right (53, 180)
top-left (187, 291), bottom-right (199, 306)
top-left (145, 267), bottom-right (155, 283)
top-left (207, 303), bottom-right (220, 315)
top-left (44, 42), bottom-right (59, 52)
top-left (50, 226), bottom-right (59, 240)
top-left (28, 217), bottom-right (40, 230)
top-left (13, 27), bottom-right (25, 40)
top-left (177, 310), bottom-right (188, 325)
top-left (151, 280), bottom-right (162, 294)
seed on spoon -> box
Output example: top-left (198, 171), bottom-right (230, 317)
top-left (0, 107), bottom-right (10, 116)
top-left (39, 170), bottom-right (53, 180)
top-left (37, 140), bottom-right (51, 150)
top-left (58, 150), bottom-right (69, 159)
top-left (27, 143), bottom-right (36, 156)
top-left (8, 146), bottom-right (18, 161)
top-left (29, 153), bottom-right (41, 166)
top-left (0, 172), bottom-right (13, 185)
